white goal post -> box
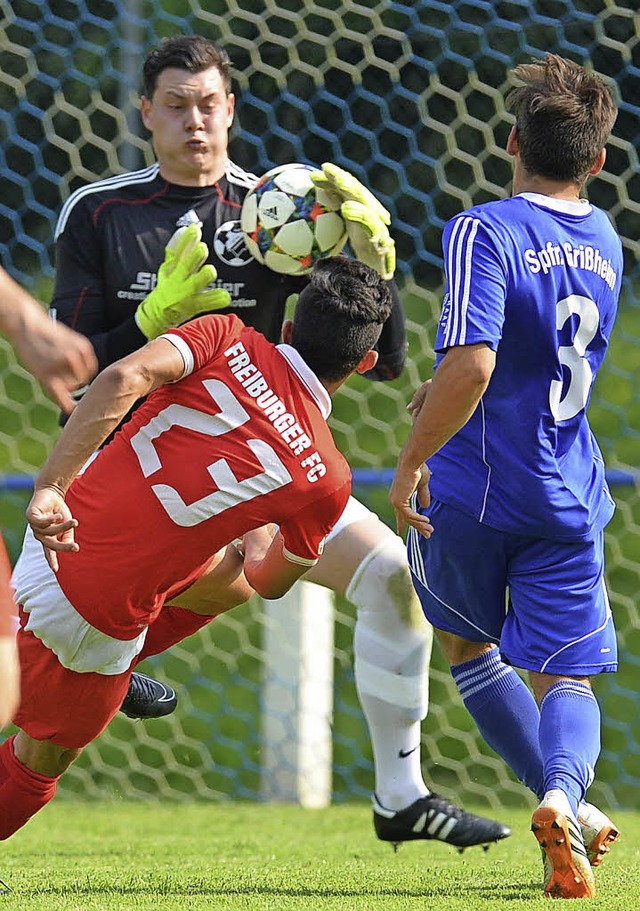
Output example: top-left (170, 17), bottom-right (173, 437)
top-left (261, 581), bottom-right (335, 808)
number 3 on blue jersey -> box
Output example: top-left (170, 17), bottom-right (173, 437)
top-left (549, 294), bottom-right (599, 422)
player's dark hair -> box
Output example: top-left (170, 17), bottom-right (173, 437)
top-left (143, 35), bottom-right (232, 97)
top-left (291, 256), bottom-right (392, 382)
top-left (506, 54), bottom-right (617, 186)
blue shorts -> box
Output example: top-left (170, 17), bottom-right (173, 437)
top-left (407, 498), bottom-right (617, 676)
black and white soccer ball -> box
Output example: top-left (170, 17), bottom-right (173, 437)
top-left (240, 163), bottom-right (348, 275)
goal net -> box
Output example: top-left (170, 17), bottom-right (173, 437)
top-left (1, 0), bottom-right (638, 811)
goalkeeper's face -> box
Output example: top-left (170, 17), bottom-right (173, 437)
top-left (141, 66), bottom-right (235, 187)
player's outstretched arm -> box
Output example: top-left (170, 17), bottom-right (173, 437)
top-left (310, 163), bottom-right (396, 280)
top-left (27, 336), bottom-right (187, 564)
top-left (0, 635), bottom-right (19, 729)
top-left (0, 267), bottom-right (97, 413)
top-left (135, 225), bottom-right (231, 340)
top-left (390, 344), bottom-right (495, 536)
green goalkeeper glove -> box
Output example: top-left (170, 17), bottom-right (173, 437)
top-left (135, 224), bottom-right (231, 340)
top-left (310, 163), bottom-right (396, 280)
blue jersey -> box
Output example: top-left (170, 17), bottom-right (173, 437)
top-left (429, 193), bottom-right (623, 541)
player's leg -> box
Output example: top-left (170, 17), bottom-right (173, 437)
top-left (307, 502), bottom-right (431, 810)
top-left (0, 615), bottom-right (131, 840)
top-left (528, 672), bottom-right (600, 898)
top-left (503, 531), bottom-right (617, 898)
top-left (409, 498), bottom-right (545, 798)
top-left (306, 497), bottom-right (509, 850)
top-left (430, 519), bottom-right (618, 873)
top-left (121, 544), bottom-right (251, 718)
top-left (0, 732), bottom-right (77, 840)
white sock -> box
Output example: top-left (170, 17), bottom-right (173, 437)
top-left (349, 537), bottom-right (433, 811)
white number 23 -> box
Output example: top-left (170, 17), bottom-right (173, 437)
top-left (130, 379), bottom-right (292, 527)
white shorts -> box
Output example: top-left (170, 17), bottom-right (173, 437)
top-left (11, 527), bottom-right (147, 675)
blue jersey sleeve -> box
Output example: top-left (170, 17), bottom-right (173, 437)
top-left (436, 214), bottom-right (507, 353)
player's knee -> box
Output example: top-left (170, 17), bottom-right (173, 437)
top-left (529, 671), bottom-right (592, 704)
top-left (350, 535), bottom-right (432, 721)
top-left (437, 632), bottom-right (494, 668)
top-left (347, 533), bottom-right (427, 634)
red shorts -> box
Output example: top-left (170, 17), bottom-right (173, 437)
top-left (14, 607), bottom-right (132, 749)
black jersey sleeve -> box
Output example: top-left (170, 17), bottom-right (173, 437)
top-left (362, 279), bottom-right (407, 382)
top-left (51, 200), bottom-right (147, 373)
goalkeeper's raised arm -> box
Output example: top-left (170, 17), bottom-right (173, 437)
top-left (308, 162), bottom-right (406, 381)
top-left (134, 224), bottom-right (230, 340)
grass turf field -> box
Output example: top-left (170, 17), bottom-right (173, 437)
top-left (0, 801), bottom-right (638, 910)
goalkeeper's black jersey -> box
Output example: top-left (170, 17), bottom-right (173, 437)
top-left (52, 160), bottom-right (407, 381)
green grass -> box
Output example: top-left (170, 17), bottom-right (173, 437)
top-left (0, 801), bottom-right (639, 910)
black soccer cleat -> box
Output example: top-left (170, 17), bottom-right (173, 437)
top-left (373, 793), bottom-right (511, 852)
top-left (120, 672), bottom-right (178, 720)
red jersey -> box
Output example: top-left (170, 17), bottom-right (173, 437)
top-left (56, 314), bottom-right (351, 639)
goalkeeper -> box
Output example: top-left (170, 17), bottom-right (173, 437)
top-left (50, 34), bottom-right (509, 849)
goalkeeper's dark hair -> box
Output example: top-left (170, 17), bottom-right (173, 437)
top-left (143, 35), bottom-right (232, 97)
top-left (506, 53), bottom-right (617, 186)
top-left (291, 256), bottom-right (392, 382)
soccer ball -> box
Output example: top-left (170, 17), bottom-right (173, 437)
top-left (240, 163), bottom-right (348, 275)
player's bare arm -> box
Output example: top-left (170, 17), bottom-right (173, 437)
top-left (0, 636), bottom-right (19, 729)
top-left (26, 336), bottom-right (186, 564)
top-left (0, 267), bottom-right (97, 414)
top-left (390, 343), bottom-right (495, 536)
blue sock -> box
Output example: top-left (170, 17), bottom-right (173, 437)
top-left (451, 649), bottom-right (544, 797)
top-left (539, 680), bottom-right (601, 819)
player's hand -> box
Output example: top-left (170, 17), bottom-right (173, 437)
top-left (135, 225), bottom-right (231, 340)
top-left (407, 379), bottom-right (433, 422)
top-left (310, 163), bottom-right (396, 280)
top-left (26, 486), bottom-right (79, 572)
top-left (389, 463), bottom-right (433, 539)
top-left (11, 312), bottom-right (98, 414)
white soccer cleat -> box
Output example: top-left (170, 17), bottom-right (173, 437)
top-left (578, 801), bottom-right (620, 867)
top-left (531, 791), bottom-right (596, 899)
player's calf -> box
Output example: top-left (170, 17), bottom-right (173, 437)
top-left (0, 734), bottom-right (71, 840)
